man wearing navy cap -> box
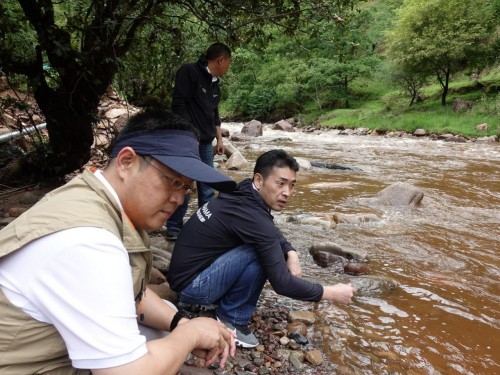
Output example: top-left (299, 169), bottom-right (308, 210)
top-left (0, 110), bottom-right (236, 374)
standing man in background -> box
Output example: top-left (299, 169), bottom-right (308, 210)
top-left (166, 42), bottom-right (232, 240)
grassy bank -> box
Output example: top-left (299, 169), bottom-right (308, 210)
top-left (302, 67), bottom-right (500, 138)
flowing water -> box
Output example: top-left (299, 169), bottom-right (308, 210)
top-left (221, 123), bottom-right (500, 375)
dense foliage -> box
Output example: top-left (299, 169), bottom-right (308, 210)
top-left (0, 0), bottom-right (498, 181)
top-left (385, 0), bottom-right (498, 106)
top-left (0, 0), bottom-right (349, 178)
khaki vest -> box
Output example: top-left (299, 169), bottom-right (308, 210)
top-left (0, 169), bottom-right (152, 374)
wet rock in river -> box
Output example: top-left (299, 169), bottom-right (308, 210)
top-left (272, 119), bottom-right (295, 132)
top-left (375, 181), bottom-right (424, 207)
top-left (310, 250), bottom-right (346, 268)
top-left (348, 275), bottom-right (398, 296)
top-left (344, 262), bottom-right (370, 276)
top-left (309, 242), bottom-right (367, 261)
top-left (331, 212), bottom-right (380, 224)
top-left (293, 216), bottom-right (335, 229)
top-left (310, 160), bottom-right (362, 171)
top-left (241, 119), bottom-right (263, 137)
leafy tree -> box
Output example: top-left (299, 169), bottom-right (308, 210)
top-left (224, 0), bottom-right (381, 118)
top-left (0, 0), bottom-right (339, 179)
top-left (384, 0), bottom-right (497, 106)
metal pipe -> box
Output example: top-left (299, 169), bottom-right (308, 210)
top-left (0, 123), bottom-right (47, 143)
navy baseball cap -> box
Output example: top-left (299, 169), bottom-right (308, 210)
top-left (110, 129), bottom-right (236, 192)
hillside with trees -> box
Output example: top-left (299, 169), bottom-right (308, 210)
top-left (0, 0), bottom-right (498, 183)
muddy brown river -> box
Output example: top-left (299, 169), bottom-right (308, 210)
top-left (221, 123), bottom-right (500, 375)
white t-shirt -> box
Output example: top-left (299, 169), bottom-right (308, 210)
top-left (0, 171), bottom-right (148, 369)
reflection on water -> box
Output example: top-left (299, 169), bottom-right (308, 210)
top-left (222, 123), bottom-right (500, 374)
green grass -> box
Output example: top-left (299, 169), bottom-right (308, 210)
top-left (307, 68), bottom-right (500, 138)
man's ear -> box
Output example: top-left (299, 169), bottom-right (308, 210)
top-left (253, 173), bottom-right (263, 191)
top-left (115, 147), bottom-right (139, 174)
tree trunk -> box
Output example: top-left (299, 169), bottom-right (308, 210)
top-left (36, 91), bottom-right (96, 175)
top-left (441, 68), bottom-right (450, 106)
top-left (29, 70), bottom-right (107, 176)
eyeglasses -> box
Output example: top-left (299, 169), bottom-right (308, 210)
top-left (140, 156), bottom-right (195, 196)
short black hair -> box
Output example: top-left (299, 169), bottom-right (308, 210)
top-left (253, 149), bottom-right (299, 179)
top-left (205, 43), bottom-right (231, 61)
top-left (115, 109), bottom-right (199, 143)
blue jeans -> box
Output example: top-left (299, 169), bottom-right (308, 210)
top-left (178, 244), bottom-right (266, 326)
top-left (167, 142), bottom-right (215, 234)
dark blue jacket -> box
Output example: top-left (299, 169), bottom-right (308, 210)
top-left (171, 55), bottom-right (221, 143)
top-left (168, 179), bottom-right (324, 302)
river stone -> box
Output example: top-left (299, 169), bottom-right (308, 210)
top-left (253, 357), bottom-right (265, 367)
top-left (348, 276), bottom-right (398, 296)
top-left (272, 119), bottom-right (294, 132)
top-left (229, 132), bottom-right (252, 142)
top-left (226, 151), bottom-right (251, 170)
top-left (288, 310), bottom-right (316, 324)
top-left (310, 251), bottom-right (346, 268)
top-left (309, 242), bottom-right (367, 261)
top-left (289, 353), bottom-right (304, 370)
top-left (299, 216), bottom-right (335, 229)
top-left (287, 321), bottom-right (308, 336)
top-left (476, 135), bottom-right (497, 143)
top-left (288, 340), bottom-right (302, 350)
top-left (413, 128), bottom-right (427, 136)
top-left (310, 160), bottom-right (360, 171)
top-left (375, 182), bottom-right (424, 207)
top-left (331, 212), bottom-right (380, 224)
top-left (279, 336), bottom-right (290, 345)
top-left (344, 262), bottom-right (370, 276)
top-left (8, 207), bottom-right (28, 217)
top-left (304, 349), bottom-right (323, 366)
top-left (274, 348), bottom-right (291, 360)
top-left (288, 333), bottom-right (309, 345)
top-left (241, 119), bottom-right (263, 137)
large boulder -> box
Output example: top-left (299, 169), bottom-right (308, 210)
top-left (375, 182), bottom-right (424, 207)
top-left (241, 119), bottom-right (263, 137)
top-left (272, 119), bottom-right (295, 132)
top-left (226, 151), bottom-right (251, 170)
